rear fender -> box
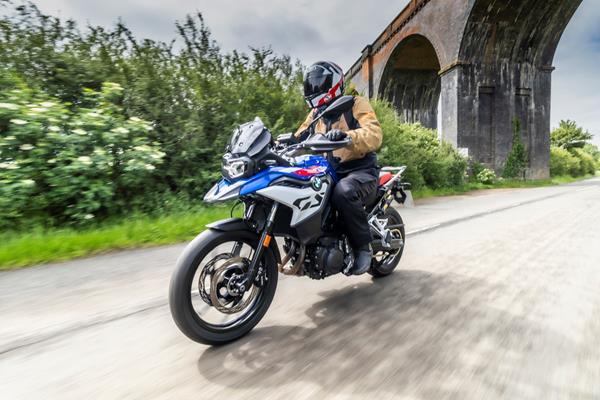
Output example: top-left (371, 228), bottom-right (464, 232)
top-left (206, 218), bottom-right (281, 263)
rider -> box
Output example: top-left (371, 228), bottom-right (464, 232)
top-left (295, 61), bottom-right (383, 275)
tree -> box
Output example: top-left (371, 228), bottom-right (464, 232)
top-left (551, 120), bottom-right (593, 150)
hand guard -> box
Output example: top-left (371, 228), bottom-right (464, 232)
top-left (325, 129), bottom-right (347, 142)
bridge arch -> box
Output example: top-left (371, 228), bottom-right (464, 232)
top-left (378, 34), bottom-right (441, 129)
top-left (453, 0), bottom-right (583, 175)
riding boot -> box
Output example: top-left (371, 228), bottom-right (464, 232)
top-left (352, 244), bottom-right (373, 275)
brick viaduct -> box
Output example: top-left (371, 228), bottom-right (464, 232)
top-left (346, 0), bottom-right (583, 178)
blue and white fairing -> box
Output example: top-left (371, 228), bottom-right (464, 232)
top-left (204, 155), bottom-right (335, 227)
top-left (204, 155), bottom-right (334, 203)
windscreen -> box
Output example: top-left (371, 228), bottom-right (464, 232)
top-left (229, 117), bottom-right (270, 156)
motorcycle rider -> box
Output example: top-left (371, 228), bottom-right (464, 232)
top-left (295, 61), bottom-right (383, 275)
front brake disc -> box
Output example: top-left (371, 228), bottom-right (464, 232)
top-left (210, 257), bottom-right (259, 314)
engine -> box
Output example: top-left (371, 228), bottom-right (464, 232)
top-left (304, 237), bottom-right (345, 280)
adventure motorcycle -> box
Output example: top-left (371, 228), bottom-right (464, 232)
top-left (169, 96), bottom-right (410, 345)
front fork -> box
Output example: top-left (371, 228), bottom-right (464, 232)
top-left (236, 202), bottom-right (279, 292)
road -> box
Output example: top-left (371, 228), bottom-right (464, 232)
top-left (1, 178), bottom-right (600, 399)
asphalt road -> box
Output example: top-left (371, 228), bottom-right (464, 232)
top-left (1, 178), bottom-right (600, 399)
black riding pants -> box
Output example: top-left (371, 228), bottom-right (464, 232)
top-left (331, 169), bottom-right (378, 248)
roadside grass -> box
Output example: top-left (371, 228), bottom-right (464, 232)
top-left (0, 207), bottom-right (231, 270)
top-left (412, 174), bottom-right (597, 199)
top-left (1, 173), bottom-right (597, 270)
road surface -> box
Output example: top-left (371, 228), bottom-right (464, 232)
top-left (1, 178), bottom-right (600, 399)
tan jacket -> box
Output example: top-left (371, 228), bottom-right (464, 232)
top-left (294, 96), bottom-right (383, 164)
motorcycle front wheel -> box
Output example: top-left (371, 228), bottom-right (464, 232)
top-left (169, 229), bottom-right (278, 345)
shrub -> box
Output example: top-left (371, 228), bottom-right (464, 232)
top-left (0, 75), bottom-right (164, 228)
top-left (503, 118), bottom-right (528, 179)
top-left (572, 148), bottom-right (597, 176)
top-left (372, 99), bottom-right (467, 189)
top-left (550, 146), bottom-right (580, 177)
top-left (477, 168), bottom-right (497, 185)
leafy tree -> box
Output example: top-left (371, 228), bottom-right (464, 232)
top-left (551, 120), bottom-right (593, 150)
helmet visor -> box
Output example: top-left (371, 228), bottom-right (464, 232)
top-left (304, 66), bottom-right (333, 99)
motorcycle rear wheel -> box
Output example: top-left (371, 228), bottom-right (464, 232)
top-left (169, 229), bottom-right (278, 345)
top-left (369, 207), bottom-right (405, 278)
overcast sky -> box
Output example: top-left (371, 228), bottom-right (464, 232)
top-left (36, 0), bottom-right (600, 145)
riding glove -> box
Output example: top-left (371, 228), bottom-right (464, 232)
top-left (325, 129), bottom-right (347, 141)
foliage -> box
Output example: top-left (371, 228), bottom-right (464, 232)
top-left (550, 146), bottom-right (580, 177)
top-left (502, 118), bottom-right (528, 179)
top-left (0, 74), bottom-right (165, 228)
top-left (549, 120), bottom-right (599, 178)
top-left (0, 2), bottom-right (306, 228)
top-left (373, 100), bottom-right (467, 189)
top-left (476, 168), bottom-right (497, 185)
top-left (0, 3), bottom-right (306, 189)
top-left (551, 120), bottom-right (593, 150)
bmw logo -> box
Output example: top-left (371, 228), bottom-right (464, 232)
top-left (310, 176), bottom-right (322, 191)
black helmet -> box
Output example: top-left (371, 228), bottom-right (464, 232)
top-left (303, 61), bottom-right (344, 109)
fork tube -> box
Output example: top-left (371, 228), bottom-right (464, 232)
top-left (240, 202), bottom-right (279, 290)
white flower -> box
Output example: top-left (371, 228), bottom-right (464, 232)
top-left (72, 128), bottom-right (87, 136)
top-left (77, 156), bottom-right (93, 165)
top-left (87, 112), bottom-right (101, 118)
top-left (84, 214), bottom-right (95, 220)
top-left (48, 126), bottom-right (61, 132)
top-left (19, 144), bottom-right (35, 151)
top-left (0, 103), bottom-right (18, 110)
top-left (111, 127), bottom-right (130, 134)
top-left (10, 119), bottom-right (27, 126)
top-left (30, 107), bottom-right (48, 113)
top-left (151, 151), bottom-right (165, 160)
top-left (129, 117), bottom-right (142, 122)
top-left (21, 179), bottom-right (35, 187)
top-left (4, 135), bottom-right (16, 141)
top-left (40, 101), bottom-right (55, 108)
top-left (47, 159), bottom-right (57, 164)
top-left (144, 164), bottom-right (156, 171)
top-left (0, 161), bottom-right (19, 170)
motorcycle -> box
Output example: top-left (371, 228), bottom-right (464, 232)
top-left (169, 96), bottom-right (410, 345)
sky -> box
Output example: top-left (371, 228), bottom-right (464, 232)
top-left (35, 0), bottom-right (600, 145)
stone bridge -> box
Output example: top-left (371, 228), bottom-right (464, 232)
top-left (346, 0), bottom-right (583, 178)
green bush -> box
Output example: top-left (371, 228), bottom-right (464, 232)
top-left (0, 74), bottom-right (164, 228)
top-left (550, 146), bottom-right (576, 177)
top-left (373, 99), bottom-right (467, 189)
top-left (549, 120), bottom-right (599, 178)
top-left (477, 168), bottom-right (497, 185)
top-left (572, 148), bottom-right (597, 175)
top-left (503, 118), bottom-right (528, 179)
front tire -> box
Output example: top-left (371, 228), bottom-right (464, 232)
top-left (169, 229), bottom-right (278, 345)
top-left (369, 207), bottom-right (405, 278)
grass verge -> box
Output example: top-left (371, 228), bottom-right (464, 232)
top-left (0, 207), bottom-right (231, 270)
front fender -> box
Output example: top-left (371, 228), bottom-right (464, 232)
top-left (206, 218), bottom-right (281, 263)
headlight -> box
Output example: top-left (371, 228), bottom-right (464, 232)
top-left (221, 154), bottom-right (249, 181)
top-left (223, 160), bottom-right (246, 179)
